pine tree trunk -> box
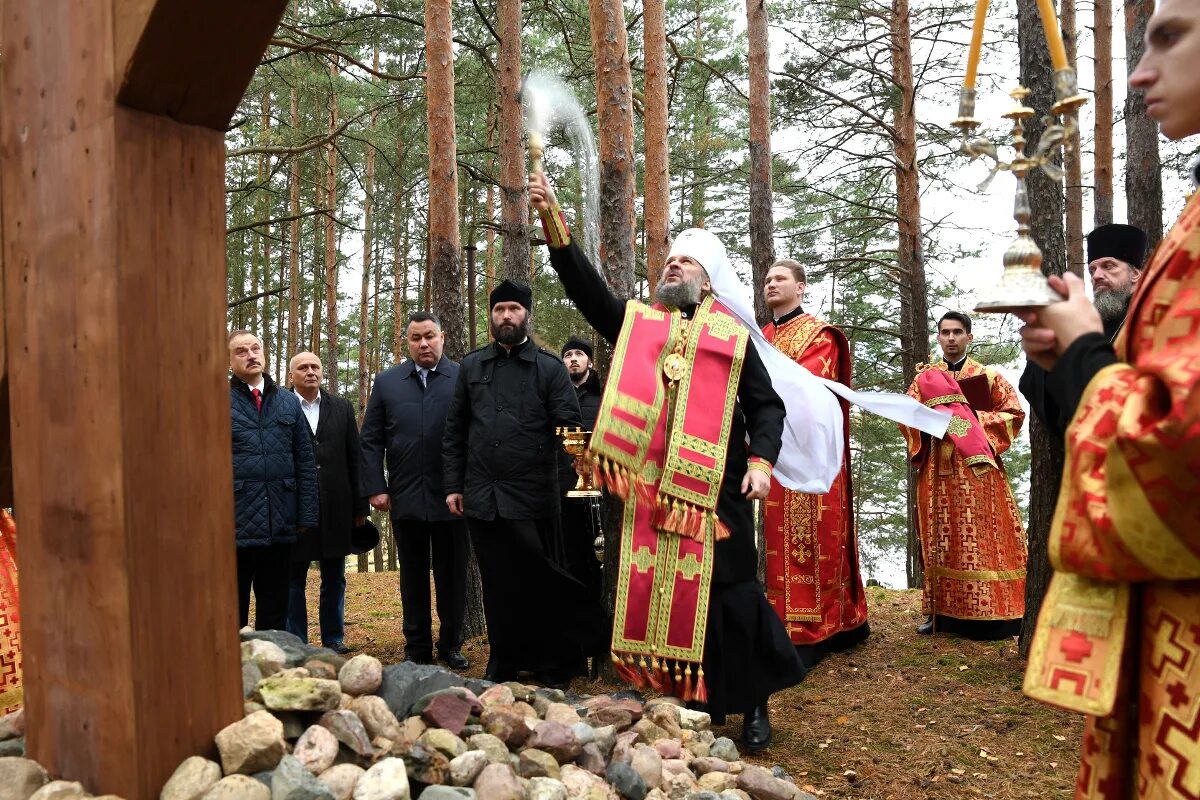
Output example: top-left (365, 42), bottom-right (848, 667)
top-left (1124, 0), bottom-right (1163, 250)
top-left (324, 56), bottom-right (341, 394)
top-left (746, 0), bottom-right (775, 326)
top-left (1094, 0), bottom-right (1114, 226)
top-left (287, 89), bottom-right (302, 360)
top-left (1061, 0), bottom-right (1085, 276)
top-left (643, 0), bottom-right (669, 296)
top-left (890, 0), bottom-right (928, 589)
top-left (589, 0), bottom-right (637, 300)
top-left (426, 0), bottom-right (465, 361)
top-left (1017, 0), bottom-right (1068, 655)
top-left (393, 139), bottom-right (408, 362)
top-left (358, 33), bottom-right (380, 421)
top-left (485, 102), bottom-right (497, 300)
top-left (497, 0), bottom-right (529, 282)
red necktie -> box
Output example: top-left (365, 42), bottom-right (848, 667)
top-left (251, 388), bottom-right (263, 412)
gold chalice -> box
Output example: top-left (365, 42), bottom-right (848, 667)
top-left (556, 426), bottom-right (602, 498)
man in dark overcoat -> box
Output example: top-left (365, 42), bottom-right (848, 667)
top-left (361, 312), bottom-right (470, 669)
top-left (443, 281), bottom-right (607, 687)
top-left (229, 330), bottom-right (319, 631)
top-left (285, 351), bottom-right (368, 654)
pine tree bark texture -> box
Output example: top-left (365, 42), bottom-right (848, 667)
top-left (1017, 0), bottom-right (1068, 655)
top-left (1124, 0), bottom-right (1163, 250)
top-left (746, 0), bottom-right (776, 326)
top-left (497, 0), bottom-right (530, 283)
top-left (643, 0), bottom-right (670, 296)
top-left (589, 0), bottom-right (638, 300)
top-left (1094, 0), bottom-right (1114, 226)
top-left (288, 89), bottom-right (302, 359)
top-left (1061, 0), bottom-right (1085, 276)
top-left (324, 57), bottom-right (341, 394)
top-left (889, 0), bottom-right (929, 589)
top-left (425, 0), bottom-right (465, 361)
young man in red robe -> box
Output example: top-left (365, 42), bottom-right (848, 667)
top-left (761, 260), bottom-right (869, 667)
top-left (1019, 0), bottom-right (1200, 793)
top-left (901, 312), bottom-right (1028, 640)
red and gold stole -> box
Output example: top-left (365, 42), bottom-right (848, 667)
top-left (590, 295), bottom-right (748, 702)
top-left (0, 510), bottom-right (21, 714)
top-left (911, 368), bottom-right (997, 470)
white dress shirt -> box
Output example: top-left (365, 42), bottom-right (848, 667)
top-left (294, 389), bottom-right (320, 434)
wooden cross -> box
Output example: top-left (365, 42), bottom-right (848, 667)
top-left (1, 2), bottom-right (287, 796)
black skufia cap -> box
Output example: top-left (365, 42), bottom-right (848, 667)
top-left (1087, 224), bottom-right (1149, 269)
top-left (490, 279), bottom-right (532, 310)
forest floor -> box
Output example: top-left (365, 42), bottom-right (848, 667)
top-left (298, 571), bottom-right (1084, 800)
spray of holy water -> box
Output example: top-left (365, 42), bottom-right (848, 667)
top-left (522, 71), bottom-right (601, 269)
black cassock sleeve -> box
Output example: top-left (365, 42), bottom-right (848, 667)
top-left (1044, 332), bottom-right (1119, 432)
top-left (1018, 361), bottom-right (1067, 439)
top-left (737, 342), bottom-right (785, 465)
top-left (546, 241), bottom-right (627, 344)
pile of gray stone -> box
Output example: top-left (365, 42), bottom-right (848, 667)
top-left (0, 630), bottom-right (814, 800)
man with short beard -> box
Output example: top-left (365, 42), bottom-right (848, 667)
top-left (442, 281), bottom-right (606, 687)
top-left (529, 172), bottom-right (817, 753)
top-left (1018, 223), bottom-right (1146, 436)
top-left (558, 337), bottom-right (605, 620)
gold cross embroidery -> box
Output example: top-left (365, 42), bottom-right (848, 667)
top-left (677, 552), bottom-right (703, 581)
top-left (630, 546), bottom-right (655, 574)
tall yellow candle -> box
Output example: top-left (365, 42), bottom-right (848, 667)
top-left (964, 0), bottom-right (989, 90)
top-left (1036, 0), bottom-right (1069, 70)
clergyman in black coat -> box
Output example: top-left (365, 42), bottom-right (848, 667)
top-left (443, 281), bottom-right (607, 687)
top-left (558, 337), bottom-right (604, 608)
top-left (360, 312), bottom-right (469, 669)
top-left (1019, 223), bottom-right (1147, 438)
top-left (228, 331), bottom-right (320, 632)
top-left (284, 351), bottom-right (369, 654)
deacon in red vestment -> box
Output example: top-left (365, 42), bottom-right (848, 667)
top-left (1019, 4), bottom-right (1200, 793)
top-left (761, 260), bottom-right (869, 668)
top-left (901, 312), bottom-right (1027, 640)
top-left (0, 510), bottom-right (21, 714)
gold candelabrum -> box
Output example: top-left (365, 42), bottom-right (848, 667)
top-left (556, 426), bottom-right (602, 498)
top-left (952, 69), bottom-right (1088, 313)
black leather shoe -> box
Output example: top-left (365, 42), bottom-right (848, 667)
top-left (742, 705), bottom-right (772, 753)
top-left (406, 652), bottom-right (434, 665)
top-left (916, 616), bottom-right (934, 635)
top-left (440, 650), bottom-right (470, 671)
top-left (325, 642), bottom-right (353, 655)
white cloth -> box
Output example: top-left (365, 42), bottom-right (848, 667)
top-left (294, 389), bottom-right (320, 434)
top-left (667, 229), bottom-right (951, 492)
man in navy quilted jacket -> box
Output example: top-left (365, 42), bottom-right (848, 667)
top-left (229, 330), bottom-right (320, 630)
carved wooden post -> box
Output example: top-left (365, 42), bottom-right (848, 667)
top-left (0, 2), bottom-right (287, 796)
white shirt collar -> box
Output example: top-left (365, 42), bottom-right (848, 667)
top-left (248, 377), bottom-right (266, 394)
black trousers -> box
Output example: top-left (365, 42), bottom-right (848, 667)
top-left (468, 516), bottom-right (606, 681)
top-left (395, 518), bottom-right (469, 658)
top-left (236, 542), bottom-right (292, 631)
top-left (560, 498), bottom-right (603, 605)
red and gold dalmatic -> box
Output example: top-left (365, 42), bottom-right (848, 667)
top-left (1024, 192), bottom-right (1200, 799)
top-left (761, 314), bottom-right (868, 645)
top-left (901, 359), bottom-right (1027, 625)
top-left (0, 510), bottom-right (21, 714)
top-left (589, 295), bottom-right (749, 703)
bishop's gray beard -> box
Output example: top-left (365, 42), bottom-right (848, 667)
top-left (656, 277), bottom-right (703, 309)
top-left (1094, 286), bottom-right (1133, 326)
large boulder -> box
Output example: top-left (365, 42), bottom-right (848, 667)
top-left (271, 754), bottom-right (336, 800)
top-left (160, 756), bottom-right (222, 800)
top-left (377, 663), bottom-right (490, 720)
top-left (0, 757), bottom-right (48, 800)
top-left (338, 655), bottom-right (383, 697)
top-left (257, 677), bottom-right (343, 713)
top-left (215, 710), bottom-right (287, 775)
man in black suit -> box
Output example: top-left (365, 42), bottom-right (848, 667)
top-left (285, 351), bottom-right (368, 654)
top-left (360, 312), bottom-right (469, 670)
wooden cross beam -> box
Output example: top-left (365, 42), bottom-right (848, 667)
top-left (0, 1), bottom-right (287, 796)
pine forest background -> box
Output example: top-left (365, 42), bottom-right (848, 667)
top-left (225, 0), bottom-right (1197, 590)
